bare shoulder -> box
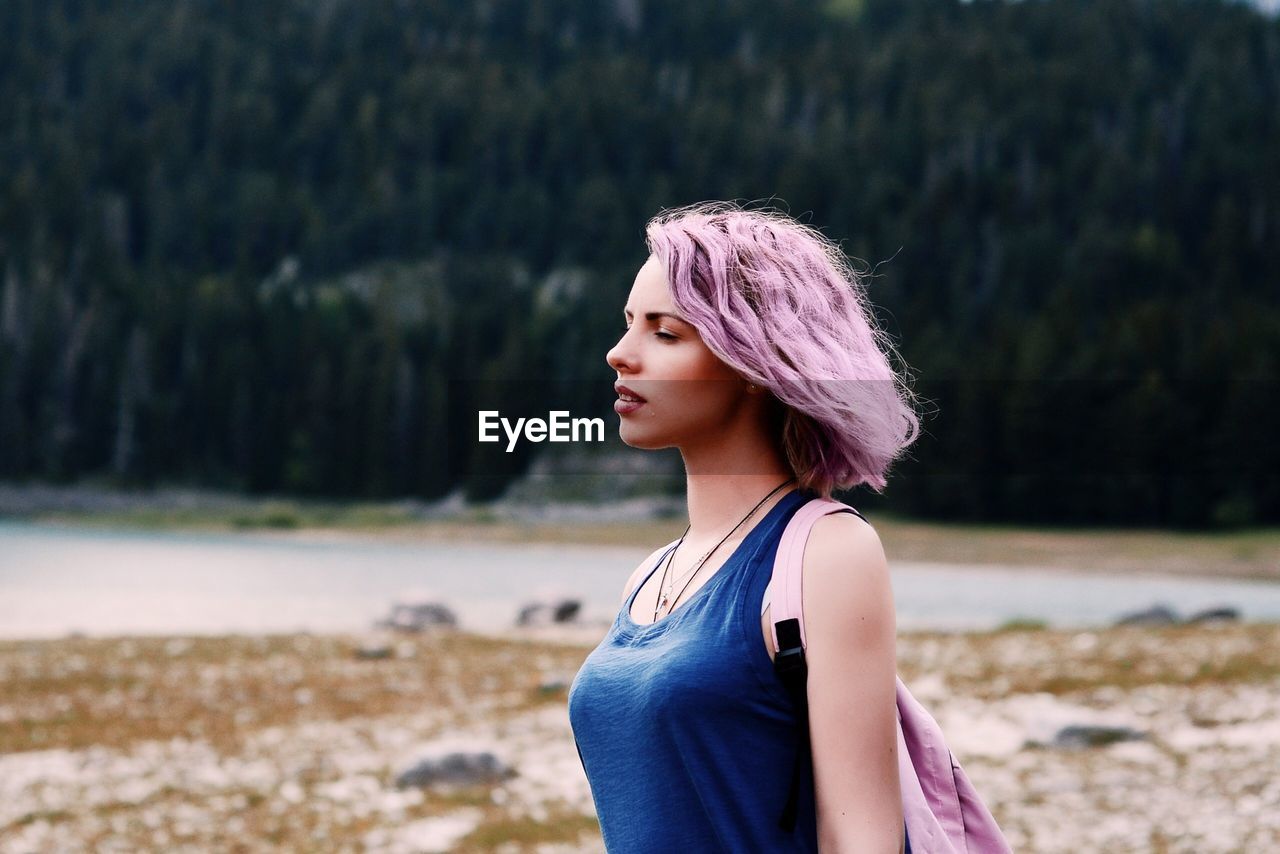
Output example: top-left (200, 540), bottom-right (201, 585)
top-left (620, 543), bottom-right (673, 605)
top-left (802, 511), bottom-right (894, 642)
top-left (805, 510), bottom-right (885, 570)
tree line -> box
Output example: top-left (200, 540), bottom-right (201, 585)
top-left (1, 0), bottom-right (1276, 526)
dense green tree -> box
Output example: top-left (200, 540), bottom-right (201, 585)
top-left (0, 0), bottom-right (1276, 526)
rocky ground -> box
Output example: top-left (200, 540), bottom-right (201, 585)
top-left (2, 622), bottom-right (1278, 853)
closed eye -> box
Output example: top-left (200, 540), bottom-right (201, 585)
top-left (623, 325), bottom-right (679, 342)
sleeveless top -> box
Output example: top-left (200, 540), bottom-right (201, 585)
top-left (567, 488), bottom-right (820, 852)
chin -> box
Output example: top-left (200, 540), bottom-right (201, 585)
top-left (616, 422), bottom-right (673, 451)
top-left (617, 431), bottom-right (658, 451)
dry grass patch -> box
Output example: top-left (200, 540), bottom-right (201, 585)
top-left (0, 632), bottom-right (591, 755)
top-left (455, 807), bottom-right (600, 852)
top-left (899, 622), bottom-right (1280, 699)
top-left (872, 517), bottom-right (1280, 580)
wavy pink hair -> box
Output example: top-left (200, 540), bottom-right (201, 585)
top-left (644, 202), bottom-right (921, 496)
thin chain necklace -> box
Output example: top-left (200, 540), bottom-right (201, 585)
top-left (653, 477), bottom-right (796, 621)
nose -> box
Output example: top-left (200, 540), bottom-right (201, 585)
top-left (606, 329), bottom-right (637, 374)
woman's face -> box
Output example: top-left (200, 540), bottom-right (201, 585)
top-left (605, 256), bottom-right (751, 450)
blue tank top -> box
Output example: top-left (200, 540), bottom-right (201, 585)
top-left (567, 488), bottom-right (820, 852)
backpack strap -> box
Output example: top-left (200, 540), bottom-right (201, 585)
top-left (769, 497), bottom-right (866, 832)
top-left (768, 497), bottom-right (867, 652)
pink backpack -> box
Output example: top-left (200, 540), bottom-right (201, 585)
top-left (766, 497), bottom-right (1013, 854)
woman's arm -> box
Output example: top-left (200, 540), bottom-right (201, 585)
top-left (802, 512), bottom-right (904, 854)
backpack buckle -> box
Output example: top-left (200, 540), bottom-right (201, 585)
top-left (773, 618), bottom-right (807, 683)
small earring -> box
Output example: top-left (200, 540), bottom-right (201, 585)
top-left (747, 384), bottom-right (759, 394)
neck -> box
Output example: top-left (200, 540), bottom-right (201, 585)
top-left (681, 431), bottom-right (795, 537)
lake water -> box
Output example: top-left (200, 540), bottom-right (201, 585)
top-left (2, 521), bottom-right (1278, 638)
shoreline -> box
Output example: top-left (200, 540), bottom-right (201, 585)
top-left (7, 511), bottom-right (1280, 585)
top-left (3, 613), bottom-right (1278, 649)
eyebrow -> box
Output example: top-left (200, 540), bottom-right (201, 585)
top-left (624, 309), bottom-right (688, 324)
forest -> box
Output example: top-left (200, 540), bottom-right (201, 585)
top-left (1, 0), bottom-right (1276, 526)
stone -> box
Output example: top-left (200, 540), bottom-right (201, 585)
top-left (1051, 724), bottom-right (1148, 749)
top-left (375, 591), bottom-right (457, 632)
top-left (1186, 606), bottom-right (1241, 624)
top-left (1115, 604), bottom-right (1180, 627)
top-left (395, 752), bottom-right (514, 789)
top-left (516, 598), bottom-right (582, 627)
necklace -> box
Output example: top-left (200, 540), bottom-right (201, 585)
top-left (653, 477), bottom-right (796, 621)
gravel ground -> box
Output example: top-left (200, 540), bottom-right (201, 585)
top-left (2, 623), bottom-right (1278, 852)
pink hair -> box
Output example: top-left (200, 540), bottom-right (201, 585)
top-left (644, 202), bottom-right (921, 496)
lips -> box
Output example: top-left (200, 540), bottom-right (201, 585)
top-left (614, 383), bottom-right (647, 403)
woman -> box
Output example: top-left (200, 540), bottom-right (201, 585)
top-left (568, 202), bottom-right (920, 853)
